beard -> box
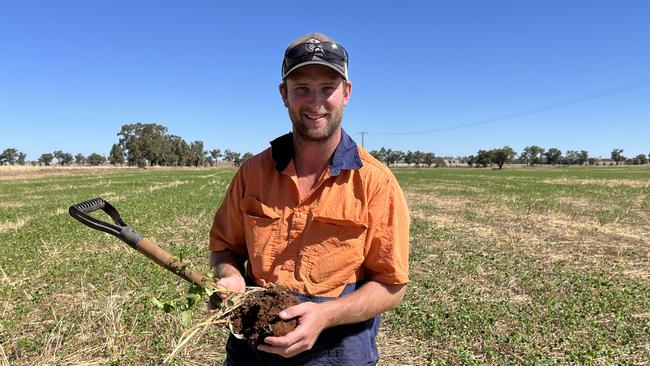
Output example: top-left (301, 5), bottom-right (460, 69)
top-left (289, 106), bottom-right (343, 143)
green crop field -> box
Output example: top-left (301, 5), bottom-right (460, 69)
top-left (1, 166), bottom-right (649, 365)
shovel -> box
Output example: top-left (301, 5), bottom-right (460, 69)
top-left (70, 197), bottom-right (253, 342)
top-left (68, 197), bottom-right (212, 288)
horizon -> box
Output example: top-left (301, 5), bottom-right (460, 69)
top-left (1, 1), bottom-right (649, 160)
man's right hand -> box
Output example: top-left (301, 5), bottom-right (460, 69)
top-left (216, 274), bottom-right (246, 299)
top-left (208, 249), bottom-right (246, 311)
top-left (208, 274), bottom-right (246, 312)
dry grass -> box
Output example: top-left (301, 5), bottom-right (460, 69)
top-left (0, 201), bottom-right (24, 209)
top-left (543, 177), bottom-right (650, 188)
top-left (0, 344), bottom-right (9, 366)
top-left (148, 180), bottom-right (189, 192)
top-left (0, 165), bottom-right (217, 181)
top-left (0, 165), bottom-right (134, 181)
top-left (0, 216), bottom-right (32, 234)
top-left (377, 331), bottom-right (428, 366)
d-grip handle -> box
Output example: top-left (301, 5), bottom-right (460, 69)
top-left (69, 197), bottom-right (143, 246)
top-left (69, 197), bottom-right (209, 287)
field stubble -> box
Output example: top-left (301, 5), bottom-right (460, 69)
top-left (0, 166), bottom-right (649, 365)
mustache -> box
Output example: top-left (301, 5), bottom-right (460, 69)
top-left (300, 108), bottom-right (329, 114)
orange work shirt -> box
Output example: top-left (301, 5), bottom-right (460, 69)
top-left (209, 130), bottom-right (409, 297)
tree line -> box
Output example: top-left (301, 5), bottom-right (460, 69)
top-left (504, 146), bottom-right (647, 167)
top-left (0, 123), bottom-right (252, 167)
top-left (369, 145), bottom-right (649, 169)
top-left (2, 126), bottom-right (649, 169)
top-left (108, 123), bottom-right (252, 167)
top-left (0, 148), bottom-right (106, 166)
top-left (369, 148), bottom-right (447, 167)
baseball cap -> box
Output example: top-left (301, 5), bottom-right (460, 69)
top-left (281, 32), bottom-right (349, 81)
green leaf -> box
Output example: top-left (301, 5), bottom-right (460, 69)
top-left (188, 284), bottom-right (204, 295)
top-left (180, 310), bottom-right (192, 326)
top-left (163, 302), bottom-right (176, 313)
top-left (152, 297), bottom-right (165, 309)
top-left (186, 293), bottom-right (201, 307)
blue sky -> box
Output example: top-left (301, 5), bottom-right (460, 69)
top-left (1, 0), bottom-right (649, 160)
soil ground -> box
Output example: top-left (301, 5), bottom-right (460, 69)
top-left (229, 287), bottom-right (301, 344)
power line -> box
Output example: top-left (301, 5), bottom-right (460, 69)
top-left (367, 76), bottom-right (650, 136)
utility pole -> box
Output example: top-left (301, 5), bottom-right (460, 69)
top-left (358, 132), bottom-right (367, 148)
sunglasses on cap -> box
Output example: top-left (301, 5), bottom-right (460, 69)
top-left (282, 40), bottom-right (348, 80)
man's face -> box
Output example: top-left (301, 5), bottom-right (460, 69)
top-left (280, 64), bottom-right (352, 143)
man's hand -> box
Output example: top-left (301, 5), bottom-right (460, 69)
top-left (257, 302), bottom-right (330, 358)
top-left (216, 274), bottom-right (246, 298)
top-left (208, 250), bottom-right (246, 312)
top-left (256, 281), bottom-right (406, 357)
top-left (208, 274), bottom-right (245, 312)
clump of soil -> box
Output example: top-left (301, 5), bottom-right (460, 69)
top-left (229, 286), bottom-right (301, 344)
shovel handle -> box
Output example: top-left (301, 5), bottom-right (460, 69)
top-left (133, 237), bottom-right (208, 286)
top-left (69, 197), bottom-right (209, 287)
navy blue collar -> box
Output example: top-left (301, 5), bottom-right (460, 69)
top-left (270, 129), bottom-right (363, 176)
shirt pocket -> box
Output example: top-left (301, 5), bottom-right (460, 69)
top-left (305, 215), bottom-right (368, 289)
top-left (240, 196), bottom-right (281, 273)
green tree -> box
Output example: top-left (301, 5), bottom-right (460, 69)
top-left (434, 157), bottom-right (447, 167)
top-left (578, 150), bottom-right (589, 165)
top-left (369, 149), bottom-right (381, 161)
top-left (404, 151), bottom-right (414, 167)
top-left (39, 153), bottom-right (54, 166)
top-left (423, 152), bottom-right (436, 167)
top-left (190, 140), bottom-right (207, 167)
top-left (165, 135), bottom-right (191, 166)
top-left (234, 152), bottom-right (253, 167)
top-left (392, 150), bottom-right (405, 166)
top-left (412, 151), bottom-right (425, 167)
top-left (476, 149), bottom-right (493, 167)
top-left (53, 150), bottom-right (74, 165)
top-left (564, 150), bottom-right (579, 165)
top-left (370, 147), bottom-right (386, 165)
top-left (75, 153), bottom-right (87, 165)
top-left (632, 154), bottom-right (648, 165)
top-left (222, 149), bottom-right (240, 165)
top-left (210, 149), bottom-right (222, 165)
top-left (379, 147), bottom-right (390, 165)
top-left (544, 148), bottom-right (562, 166)
top-left (109, 144), bottom-right (125, 165)
top-left (118, 123), bottom-right (169, 167)
top-left (465, 155), bottom-right (476, 167)
top-left (0, 148), bottom-right (18, 165)
top-left (521, 145), bottom-right (545, 166)
top-left (563, 150), bottom-right (588, 165)
top-left (17, 152), bottom-right (27, 165)
top-left (87, 153), bottom-right (106, 166)
top-left (611, 148), bottom-right (625, 165)
top-left (492, 146), bottom-right (516, 169)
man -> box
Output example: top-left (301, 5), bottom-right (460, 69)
top-left (209, 32), bottom-right (410, 365)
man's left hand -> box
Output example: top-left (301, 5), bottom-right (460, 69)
top-left (257, 301), bottom-right (330, 358)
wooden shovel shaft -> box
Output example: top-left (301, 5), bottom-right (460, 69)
top-left (135, 237), bottom-right (208, 287)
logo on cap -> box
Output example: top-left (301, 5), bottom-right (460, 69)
top-left (305, 39), bottom-right (324, 54)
